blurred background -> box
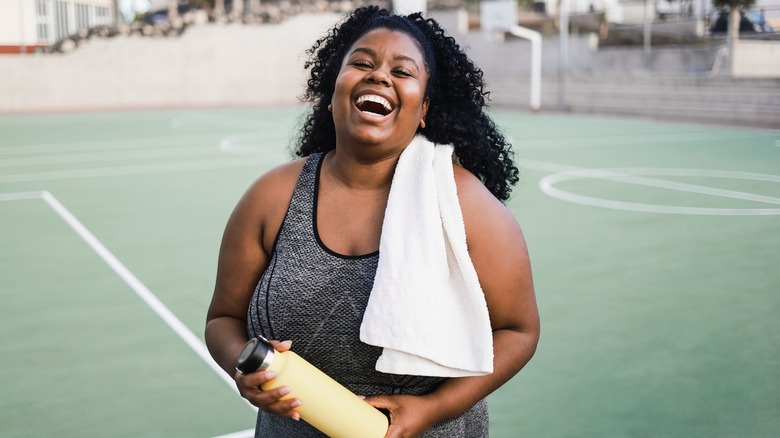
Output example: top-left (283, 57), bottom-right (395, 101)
top-left (1, 1), bottom-right (779, 438)
top-left (0, 0), bottom-right (778, 127)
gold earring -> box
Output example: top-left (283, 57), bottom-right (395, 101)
top-left (420, 119), bottom-right (426, 129)
top-left (327, 104), bottom-right (332, 112)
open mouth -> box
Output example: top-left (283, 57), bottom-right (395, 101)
top-left (355, 94), bottom-right (393, 117)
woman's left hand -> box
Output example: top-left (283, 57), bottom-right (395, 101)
top-left (364, 394), bottom-right (439, 438)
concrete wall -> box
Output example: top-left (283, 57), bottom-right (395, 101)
top-left (0, 13), bottom-right (342, 113)
top-left (0, 0), bottom-right (32, 46)
top-left (1, 10), bottom-right (778, 128)
top-left (733, 40), bottom-right (780, 78)
top-left (462, 32), bottom-right (722, 77)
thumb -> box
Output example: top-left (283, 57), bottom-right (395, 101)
top-left (363, 394), bottom-right (394, 410)
top-left (364, 395), bottom-right (395, 431)
top-left (269, 339), bottom-right (293, 352)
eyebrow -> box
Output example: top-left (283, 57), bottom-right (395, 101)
top-left (350, 47), bottom-right (420, 71)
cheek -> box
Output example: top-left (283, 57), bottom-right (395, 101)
top-left (331, 77), bottom-right (346, 102)
top-left (401, 86), bottom-right (427, 116)
top-left (332, 73), bottom-right (356, 106)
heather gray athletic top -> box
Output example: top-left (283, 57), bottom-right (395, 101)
top-left (247, 153), bottom-right (488, 437)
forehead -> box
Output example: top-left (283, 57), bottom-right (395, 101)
top-left (347, 28), bottom-right (425, 62)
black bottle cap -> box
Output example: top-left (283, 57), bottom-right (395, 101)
top-left (236, 337), bottom-right (274, 374)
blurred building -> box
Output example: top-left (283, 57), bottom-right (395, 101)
top-left (0, 0), bottom-right (115, 54)
top-left (535, 0), bottom-right (779, 25)
top-left (535, 0), bottom-right (699, 24)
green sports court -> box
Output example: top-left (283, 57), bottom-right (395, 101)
top-left (1, 107), bottom-right (778, 437)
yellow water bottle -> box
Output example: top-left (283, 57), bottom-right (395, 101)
top-left (236, 336), bottom-right (389, 438)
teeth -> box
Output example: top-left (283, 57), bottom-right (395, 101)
top-left (356, 94), bottom-right (392, 113)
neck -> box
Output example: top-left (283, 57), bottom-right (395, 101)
top-left (324, 148), bottom-right (399, 192)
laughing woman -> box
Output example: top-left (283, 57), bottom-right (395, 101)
top-left (205, 6), bottom-right (539, 438)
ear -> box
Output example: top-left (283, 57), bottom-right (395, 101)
top-left (420, 97), bottom-right (430, 129)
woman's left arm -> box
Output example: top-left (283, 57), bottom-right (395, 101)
top-left (368, 167), bottom-right (540, 437)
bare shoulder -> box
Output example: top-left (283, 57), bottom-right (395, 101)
top-left (453, 166), bottom-right (535, 333)
top-left (452, 165), bottom-right (518, 232)
top-left (452, 164), bottom-right (528, 266)
top-left (244, 158), bottom-right (308, 206)
top-left (231, 157), bottom-right (308, 252)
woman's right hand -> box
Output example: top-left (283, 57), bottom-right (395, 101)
top-left (234, 340), bottom-right (302, 420)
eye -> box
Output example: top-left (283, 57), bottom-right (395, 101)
top-left (351, 60), bottom-right (373, 69)
top-left (392, 68), bottom-right (413, 77)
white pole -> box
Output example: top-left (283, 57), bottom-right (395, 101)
top-left (510, 25), bottom-right (542, 112)
top-left (558, 0), bottom-right (569, 110)
top-left (19, 0), bottom-right (26, 54)
top-left (643, 0), bottom-right (653, 66)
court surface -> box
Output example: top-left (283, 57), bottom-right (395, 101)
top-left (1, 107), bottom-right (778, 437)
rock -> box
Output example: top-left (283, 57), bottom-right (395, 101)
top-left (54, 38), bottom-right (76, 53)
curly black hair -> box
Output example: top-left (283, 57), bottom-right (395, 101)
top-left (294, 6), bottom-right (519, 202)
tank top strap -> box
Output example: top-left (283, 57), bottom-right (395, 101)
top-left (275, 152), bottom-right (323, 247)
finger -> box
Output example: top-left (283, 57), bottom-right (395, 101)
top-left (238, 369), bottom-right (278, 388)
top-left (246, 384), bottom-right (302, 418)
top-left (256, 386), bottom-right (301, 415)
top-left (270, 339), bottom-right (293, 351)
top-left (236, 371), bottom-right (292, 410)
top-left (364, 394), bottom-right (395, 411)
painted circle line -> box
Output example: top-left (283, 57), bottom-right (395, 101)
top-left (218, 118), bottom-right (297, 155)
top-left (539, 167), bottom-right (780, 216)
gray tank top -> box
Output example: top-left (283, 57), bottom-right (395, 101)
top-left (247, 153), bottom-right (488, 437)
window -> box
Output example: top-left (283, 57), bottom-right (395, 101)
top-left (36, 0), bottom-right (51, 42)
top-left (35, 0), bottom-right (114, 44)
top-left (53, 1), bottom-right (69, 41)
top-left (76, 4), bottom-right (88, 29)
top-left (95, 6), bottom-right (110, 25)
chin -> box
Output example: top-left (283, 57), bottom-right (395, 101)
top-left (340, 127), bottom-right (391, 147)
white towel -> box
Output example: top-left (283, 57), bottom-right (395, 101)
top-left (359, 136), bottom-right (494, 377)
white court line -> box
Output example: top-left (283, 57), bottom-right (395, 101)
top-left (0, 190), bottom-right (44, 202)
top-left (514, 130), bottom-right (774, 150)
top-left (1, 192), bottom-right (257, 415)
top-left (522, 159), bottom-right (780, 201)
top-left (210, 429), bottom-right (255, 438)
top-left (0, 144), bottom-right (220, 167)
top-left (0, 114), bottom-right (168, 126)
top-left (520, 159), bottom-right (581, 174)
top-left (0, 157), bottom-right (265, 183)
top-left (0, 134), bottom-right (219, 156)
top-left (593, 168), bottom-right (780, 205)
top-left (218, 132), bottom-right (292, 156)
top-left (172, 112), bottom-right (275, 130)
top-left (522, 159), bottom-right (780, 215)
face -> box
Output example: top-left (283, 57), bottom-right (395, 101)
top-left (331, 28), bottom-right (430, 153)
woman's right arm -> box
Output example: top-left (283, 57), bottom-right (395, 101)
top-left (205, 159), bottom-right (305, 418)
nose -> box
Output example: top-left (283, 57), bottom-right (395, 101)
top-left (365, 69), bottom-right (391, 86)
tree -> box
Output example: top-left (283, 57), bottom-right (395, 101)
top-left (712, 0), bottom-right (756, 43)
top-left (214, 0), bottom-right (224, 19)
top-left (232, 0), bottom-right (243, 20)
top-left (169, 0), bottom-right (179, 21)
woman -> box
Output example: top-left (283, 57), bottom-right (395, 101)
top-left (205, 6), bottom-right (539, 437)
